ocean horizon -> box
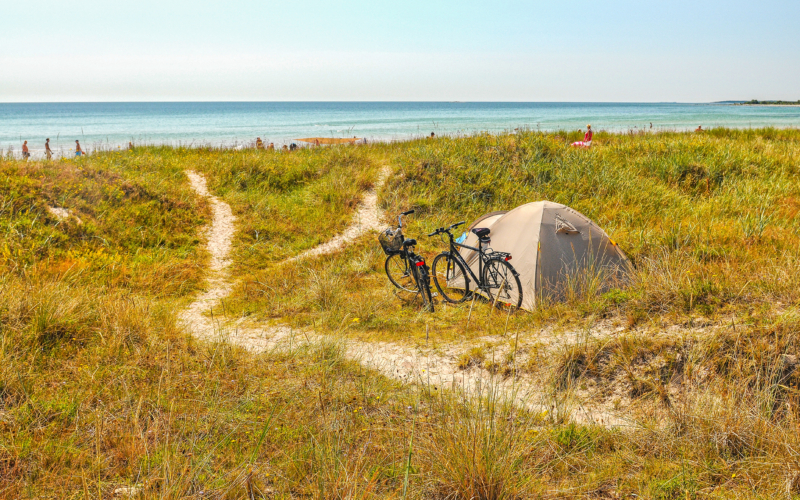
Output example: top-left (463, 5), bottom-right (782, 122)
top-left (3, 101), bottom-right (799, 157)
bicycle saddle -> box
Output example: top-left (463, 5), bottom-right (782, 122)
top-left (471, 227), bottom-right (490, 238)
top-left (403, 238), bottom-right (417, 247)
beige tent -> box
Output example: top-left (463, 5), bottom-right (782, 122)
top-left (454, 201), bottom-right (631, 310)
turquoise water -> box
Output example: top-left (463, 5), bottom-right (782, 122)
top-left (2, 102), bottom-right (798, 156)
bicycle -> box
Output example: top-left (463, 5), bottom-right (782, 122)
top-left (427, 221), bottom-right (523, 311)
top-left (378, 210), bottom-right (435, 312)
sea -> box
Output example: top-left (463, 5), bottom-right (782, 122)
top-left (2, 101), bottom-right (799, 157)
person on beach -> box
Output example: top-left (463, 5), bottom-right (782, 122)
top-left (571, 124), bottom-right (593, 148)
top-left (128, 141), bottom-right (134, 151)
top-left (282, 144), bottom-right (289, 152)
top-left (45, 138), bottom-right (53, 160)
top-left (430, 132), bottom-right (435, 138)
top-left (22, 141), bottom-right (30, 160)
top-left (75, 140), bottom-right (84, 157)
top-left (268, 142), bottom-right (275, 151)
top-left (314, 139), bottom-right (320, 147)
top-left (256, 137), bottom-right (264, 149)
top-left (695, 125), bottom-right (704, 132)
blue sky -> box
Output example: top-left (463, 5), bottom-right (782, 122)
top-left (2, 0), bottom-right (798, 102)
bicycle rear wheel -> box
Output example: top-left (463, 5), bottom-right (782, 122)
top-left (385, 253), bottom-right (418, 292)
top-left (481, 258), bottom-right (523, 311)
top-left (416, 265), bottom-right (435, 312)
top-left (431, 253), bottom-right (470, 303)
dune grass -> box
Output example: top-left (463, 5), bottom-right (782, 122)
top-left (0, 151), bottom-right (207, 295)
top-left (2, 132), bottom-right (800, 498)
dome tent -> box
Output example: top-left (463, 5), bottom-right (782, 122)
top-left (453, 201), bottom-right (631, 311)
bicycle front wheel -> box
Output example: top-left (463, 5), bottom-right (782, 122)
top-left (431, 253), bottom-right (470, 303)
top-left (481, 258), bottom-right (523, 311)
top-left (385, 253), bottom-right (418, 292)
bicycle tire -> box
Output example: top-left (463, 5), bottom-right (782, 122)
top-left (385, 253), bottom-right (418, 292)
top-left (481, 257), bottom-right (523, 311)
top-left (416, 264), bottom-right (435, 312)
top-left (431, 252), bottom-right (470, 303)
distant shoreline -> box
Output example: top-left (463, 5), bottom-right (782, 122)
top-left (6, 125), bottom-right (800, 161)
top-left (734, 100), bottom-right (800, 107)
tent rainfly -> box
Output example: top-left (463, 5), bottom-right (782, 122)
top-left (453, 201), bottom-right (631, 311)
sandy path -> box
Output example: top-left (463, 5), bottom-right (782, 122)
top-left (179, 168), bottom-right (632, 426)
top-left (179, 171), bottom-right (237, 337)
top-left (202, 320), bottom-right (625, 425)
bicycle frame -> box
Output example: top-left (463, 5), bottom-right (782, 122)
top-left (395, 246), bottom-right (419, 284)
top-left (428, 221), bottom-right (521, 309)
top-left (399, 244), bottom-right (430, 293)
top-left (393, 211), bottom-right (417, 282)
top-left (440, 230), bottom-right (495, 294)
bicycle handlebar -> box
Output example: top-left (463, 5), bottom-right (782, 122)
top-left (427, 221), bottom-right (466, 237)
top-left (397, 209), bottom-right (415, 229)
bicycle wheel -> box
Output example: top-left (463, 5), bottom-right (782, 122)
top-left (481, 258), bottom-right (523, 311)
top-left (431, 253), bottom-right (470, 303)
top-left (385, 253), bottom-right (418, 292)
top-left (416, 265), bottom-right (435, 312)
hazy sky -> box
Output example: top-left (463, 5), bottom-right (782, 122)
top-left (2, 0), bottom-right (799, 102)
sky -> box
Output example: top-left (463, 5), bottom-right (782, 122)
top-left (2, 0), bottom-right (799, 102)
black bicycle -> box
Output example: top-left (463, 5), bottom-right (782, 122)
top-left (428, 221), bottom-right (523, 311)
top-left (379, 210), bottom-right (434, 312)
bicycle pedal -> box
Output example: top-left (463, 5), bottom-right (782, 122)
top-left (431, 292), bottom-right (439, 297)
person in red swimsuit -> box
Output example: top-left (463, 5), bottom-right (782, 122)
top-left (571, 124), bottom-right (593, 148)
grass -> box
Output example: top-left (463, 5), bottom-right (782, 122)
top-left (2, 130), bottom-right (800, 498)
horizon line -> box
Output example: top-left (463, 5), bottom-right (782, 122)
top-left (0, 100), bottom-right (723, 105)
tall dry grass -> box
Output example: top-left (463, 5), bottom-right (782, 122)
top-left (3, 133), bottom-right (800, 498)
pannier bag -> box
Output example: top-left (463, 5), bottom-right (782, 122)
top-left (378, 228), bottom-right (404, 255)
